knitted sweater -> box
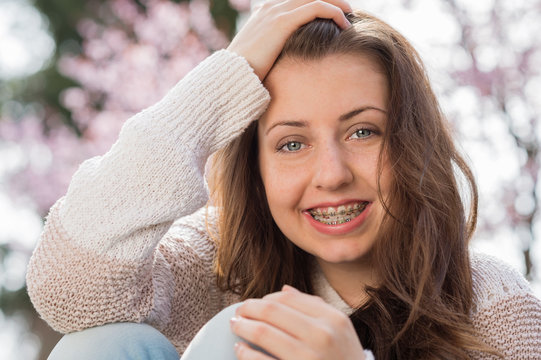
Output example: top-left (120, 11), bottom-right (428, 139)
top-left (27, 50), bottom-right (541, 358)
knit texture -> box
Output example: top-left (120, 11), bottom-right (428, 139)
top-left (27, 50), bottom-right (541, 358)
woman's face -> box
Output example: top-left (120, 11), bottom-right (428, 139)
top-left (258, 53), bottom-right (391, 268)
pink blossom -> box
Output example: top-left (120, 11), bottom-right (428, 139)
top-left (4, 0), bottom-right (230, 215)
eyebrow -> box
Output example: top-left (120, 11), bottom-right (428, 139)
top-left (265, 106), bottom-right (387, 135)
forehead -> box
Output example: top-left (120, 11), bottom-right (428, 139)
top-left (260, 53), bottom-right (389, 126)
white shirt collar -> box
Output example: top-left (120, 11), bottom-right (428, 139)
top-left (311, 264), bottom-right (356, 315)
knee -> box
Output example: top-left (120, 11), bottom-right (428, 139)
top-left (182, 302), bottom-right (274, 360)
top-left (48, 323), bottom-right (179, 360)
top-left (182, 302), bottom-right (244, 360)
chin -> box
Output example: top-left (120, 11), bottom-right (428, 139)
top-left (317, 250), bottom-right (370, 265)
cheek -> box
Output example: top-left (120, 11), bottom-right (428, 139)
top-left (259, 154), bottom-right (308, 214)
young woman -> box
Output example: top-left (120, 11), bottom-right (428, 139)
top-left (27, 1), bottom-right (541, 359)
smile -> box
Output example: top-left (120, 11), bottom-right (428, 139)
top-left (308, 201), bottom-right (369, 225)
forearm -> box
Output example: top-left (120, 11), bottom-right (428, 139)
top-left (59, 49), bottom-right (269, 259)
top-left (26, 49), bottom-right (270, 333)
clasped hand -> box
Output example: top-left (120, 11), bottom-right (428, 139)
top-left (230, 285), bottom-right (366, 360)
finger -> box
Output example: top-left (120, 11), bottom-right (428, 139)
top-left (260, 288), bottom-right (363, 358)
top-left (263, 285), bottom-right (342, 319)
top-left (286, 0), bottom-right (351, 29)
top-left (230, 315), bottom-right (314, 359)
top-left (262, 288), bottom-right (356, 347)
top-left (273, 0), bottom-right (353, 17)
top-left (228, 0), bottom-right (351, 80)
top-left (236, 298), bottom-right (317, 341)
top-left (234, 342), bottom-right (276, 360)
top-left (235, 292), bottom-right (354, 352)
top-left (255, 0), bottom-right (351, 34)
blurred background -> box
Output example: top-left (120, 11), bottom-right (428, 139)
top-left (0, 0), bottom-right (540, 358)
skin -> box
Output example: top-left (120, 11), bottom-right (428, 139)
top-left (232, 54), bottom-right (389, 360)
top-left (258, 54), bottom-right (390, 302)
top-left (232, 286), bottom-right (366, 360)
top-left (228, 0), bottom-right (351, 81)
top-left (227, 1), bottom-right (385, 359)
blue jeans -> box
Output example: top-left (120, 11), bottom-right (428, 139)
top-left (48, 303), bottom-right (243, 360)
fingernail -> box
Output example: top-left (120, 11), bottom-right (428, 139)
top-left (282, 284), bottom-right (296, 292)
top-left (230, 316), bottom-right (241, 326)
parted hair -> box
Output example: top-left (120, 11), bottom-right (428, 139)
top-left (208, 10), bottom-right (499, 359)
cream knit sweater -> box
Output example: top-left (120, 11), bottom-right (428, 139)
top-left (27, 50), bottom-right (541, 358)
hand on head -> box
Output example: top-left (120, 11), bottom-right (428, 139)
top-left (227, 0), bottom-right (352, 81)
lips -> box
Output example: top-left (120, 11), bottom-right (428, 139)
top-left (307, 201), bottom-right (369, 225)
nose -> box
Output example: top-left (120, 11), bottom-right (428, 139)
top-left (311, 142), bottom-right (354, 191)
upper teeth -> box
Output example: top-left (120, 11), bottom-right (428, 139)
top-left (308, 202), bottom-right (368, 225)
top-left (308, 202), bottom-right (366, 217)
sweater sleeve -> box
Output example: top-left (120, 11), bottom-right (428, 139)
top-left (468, 253), bottom-right (541, 359)
top-left (26, 50), bottom-right (270, 340)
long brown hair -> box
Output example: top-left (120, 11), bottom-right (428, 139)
top-left (209, 10), bottom-right (498, 359)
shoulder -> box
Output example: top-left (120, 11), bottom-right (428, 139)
top-left (470, 252), bottom-right (533, 311)
top-left (468, 252), bottom-right (541, 358)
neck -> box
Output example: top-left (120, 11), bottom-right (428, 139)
top-left (316, 257), bottom-right (378, 308)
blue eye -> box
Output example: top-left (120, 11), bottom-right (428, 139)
top-left (351, 128), bottom-right (373, 139)
top-left (284, 141), bottom-right (302, 151)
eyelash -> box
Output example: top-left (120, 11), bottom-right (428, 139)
top-left (276, 139), bottom-right (306, 153)
top-left (348, 127), bottom-right (377, 140)
top-left (275, 127), bottom-right (378, 153)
